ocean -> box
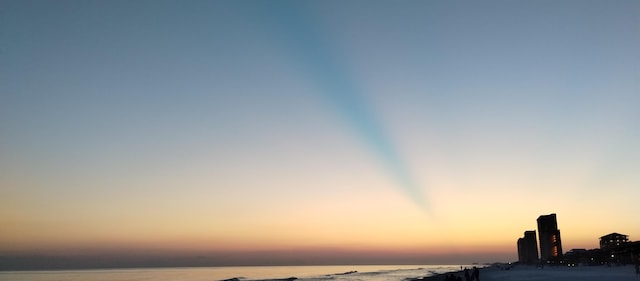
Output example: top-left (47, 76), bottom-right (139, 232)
top-left (0, 265), bottom-right (469, 281)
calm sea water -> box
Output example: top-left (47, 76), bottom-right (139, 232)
top-left (0, 265), bottom-right (469, 281)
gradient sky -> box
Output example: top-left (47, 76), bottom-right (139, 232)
top-left (1, 0), bottom-right (639, 266)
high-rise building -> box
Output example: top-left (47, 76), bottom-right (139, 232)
top-left (599, 233), bottom-right (629, 250)
top-left (537, 213), bottom-right (563, 262)
top-left (517, 230), bottom-right (539, 264)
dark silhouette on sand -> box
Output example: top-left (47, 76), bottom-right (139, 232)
top-left (472, 267), bottom-right (479, 281)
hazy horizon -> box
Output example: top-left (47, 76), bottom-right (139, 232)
top-left (0, 248), bottom-right (500, 270)
top-left (1, 0), bottom-right (639, 270)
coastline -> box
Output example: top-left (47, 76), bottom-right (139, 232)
top-left (2, 264), bottom-right (639, 281)
top-left (410, 265), bottom-right (490, 281)
top-left (0, 264), bottom-right (463, 281)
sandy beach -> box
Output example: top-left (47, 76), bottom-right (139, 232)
top-left (427, 265), bottom-right (639, 281)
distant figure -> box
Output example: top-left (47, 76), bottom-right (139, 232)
top-left (464, 268), bottom-right (470, 281)
top-left (472, 267), bottom-right (479, 281)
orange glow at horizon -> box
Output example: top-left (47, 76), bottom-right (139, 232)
top-left (2, 177), bottom-right (636, 262)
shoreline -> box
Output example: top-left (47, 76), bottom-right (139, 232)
top-left (410, 265), bottom-right (491, 281)
top-left (2, 264), bottom-right (639, 281)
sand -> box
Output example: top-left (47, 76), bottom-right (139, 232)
top-left (427, 265), bottom-right (640, 281)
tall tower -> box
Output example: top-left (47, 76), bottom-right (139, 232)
top-left (517, 230), bottom-right (539, 264)
top-left (537, 213), bottom-right (563, 262)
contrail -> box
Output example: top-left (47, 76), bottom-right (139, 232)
top-left (255, 2), bottom-right (428, 210)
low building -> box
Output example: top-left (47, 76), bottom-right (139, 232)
top-left (600, 233), bottom-right (629, 250)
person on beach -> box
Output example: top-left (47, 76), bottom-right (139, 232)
top-left (464, 268), bottom-right (470, 281)
top-left (472, 267), bottom-right (479, 281)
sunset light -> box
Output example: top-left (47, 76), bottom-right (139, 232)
top-left (1, 0), bottom-right (639, 276)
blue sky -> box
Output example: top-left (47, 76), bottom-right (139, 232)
top-left (1, 0), bottom-right (639, 264)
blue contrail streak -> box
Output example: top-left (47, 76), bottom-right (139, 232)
top-left (256, 2), bottom-right (428, 210)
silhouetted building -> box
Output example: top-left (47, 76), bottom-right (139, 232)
top-left (563, 248), bottom-right (587, 265)
top-left (598, 233), bottom-right (638, 265)
top-left (537, 213), bottom-right (563, 262)
top-left (517, 230), bottom-right (539, 264)
top-left (600, 233), bottom-right (629, 250)
top-left (563, 248), bottom-right (609, 266)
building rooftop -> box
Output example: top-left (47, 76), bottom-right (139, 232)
top-left (599, 232), bottom-right (628, 239)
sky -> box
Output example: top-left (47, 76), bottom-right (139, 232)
top-left (1, 0), bottom-right (639, 267)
